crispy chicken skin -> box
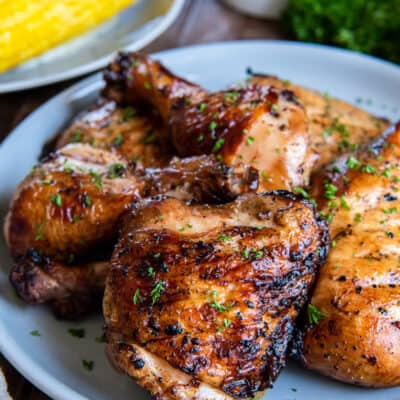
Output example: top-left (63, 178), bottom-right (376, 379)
top-left (10, 254), bottom-right (109, 319)
top-left (5, 143), bottom-right (140, 261)
top-left (6, 148), bottom-right (258, 317)
top-left (104, 192), bottom-right (328, 399)
top-left (5, 143), bottom-right (143, 261)
top-left (295, 122), bottom-right (400, 387)
top-left (103, 52), bottom-right (315, 191)
top-left (56, 99), bottom-right (173, 167)
top-left (248, 74), bottom-right (389, 170)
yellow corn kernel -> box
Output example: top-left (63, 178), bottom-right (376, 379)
top-left (0, 0), bottom-right (135, 72)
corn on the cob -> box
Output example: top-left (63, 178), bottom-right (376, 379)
top-left (0, 0), bottom-right (135, 72)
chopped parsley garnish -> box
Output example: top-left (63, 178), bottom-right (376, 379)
top-left (271, 104), bottom-right (279, 113)
top-left (346, 156), bottom-right (360, 169)
top-left (82, 360), bottom-right (94, 371)
top-left (131, 60), bottom-right (140, 68)
top-left (362, 164), bottom-right (377, 174)
top-left (63, 162), bottom-right (74, 173)
top-left (107, 163), bottom-right (125, 179)
top-left (95, 334), bottom-right (106, 343)
top-left (89, 169), bottom-right (102, 189)
top-left (112, 134), bottom-right (123, 147)
top-left (30, 330), bottom-right (41, 336)
top-left (324, 182), bottom-right (338, 200)
top-left (217, 234), bottom-right (231, 242)
top-left (217, 318), bottom-right (232, 332)
top-left (354, 213), bottom-right (362, 222)
top-left (121, 106), bottom-right (136, 122)
top-left (50, 193), bottom-right (62, 207)
top-left (210, 290), bottom-right (227, 312)
top-left (293, 186), bottom-right (310, 199)
top-left (212, 138), bottom-right (225, 152)
top-left (307, 304), bottom-right (327, 325)
top-left (35, 221), bottom-right (45, 240)
top-left (143, 82), bottom-right (151, 90)
top-left (133, 288), bottom-right (140, 305)
top-left (382, 169), bottom-right (391, 178)
top-left (198, 103), bottom-right (207, 112)
top-left (144, 132), bottom-right (156, 144)
top-left (340, 196), bottom-right (351, 211)
top-left (242, 248), bottom-right (249, 259)
top-left (383, 207), bottom-right (397, 214)
top-left (209, 121), bottom-right (218, 131)
top-left (197, 134), bottom-right (204, 142)
top-left (68, 328), bottom-right (85, 338)
top-left (147, 267), bottom-right (155, 278)
top-left (84, 194), bottom-right (92, 207)
top-left (224, 91), bottom-right (239, 100)
top-left (71, 131), bottom-right (82, 143)
top-left (246, 136), bottom-right (255, 145)
top-left (151, 281), bottom-right (165, 305)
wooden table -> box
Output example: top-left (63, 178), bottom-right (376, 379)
top-left (0, 0), bottom-right (285, 398)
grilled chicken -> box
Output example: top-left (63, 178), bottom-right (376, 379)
top-left (5, 145), bottom-right (258, 317)
top-left (295, 122), bottom-right (400, 387)
top-left (104, 191), bottom-right (328, 399)
top-left (248, 74), bottom-right (389, 170)
top-left (56, 99), bottom-right (173, 167)
top-left (104, 52), bottom-right (315, 191)
top-left (5, 143), bottom-right (141, 261)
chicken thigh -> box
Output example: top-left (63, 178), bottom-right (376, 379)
top-left (104, 192), bottom-right (328, 399)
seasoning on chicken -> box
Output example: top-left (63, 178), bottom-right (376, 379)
top-left (5, 146), bottom-right (258, 318)
top-left (103, 52), bottom-right (315, 191)
top-left (295, 122), bottom-right (400, 387)
top-left (104, 191), bottom-right (328, 399)
top-left (248, 74), bottom-right (389, 170)
top-left (56, 99), bottom-right (173, 168)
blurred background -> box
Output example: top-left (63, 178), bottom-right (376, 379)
top-left (0, 0), bottom-right (399, 398)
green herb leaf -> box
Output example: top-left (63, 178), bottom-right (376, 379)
top-left (133, 288), bottom-right (140, 305)
top-left (82, 359), bottom-right (94, 371)
top-left (151, 281), bottom-right (165, 305)
top-left (50, 193), bottom-right (62, 207)
top-left (68, 328), bottom-right (85, 338)
top-left (307, 304), bottom-right (327, 325)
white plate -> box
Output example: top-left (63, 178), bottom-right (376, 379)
top-left (0, 0), bottom-right (185, 93)
top-left (1, 41), bottom-right (400, 400)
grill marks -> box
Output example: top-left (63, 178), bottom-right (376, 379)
top-left (104, 192), bottom-right (328, 398)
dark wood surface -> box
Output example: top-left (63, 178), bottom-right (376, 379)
top-left (0, 0), bottom-right (285, 398)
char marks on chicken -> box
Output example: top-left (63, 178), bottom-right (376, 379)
top-left (295, 122), bottom-right (400, 387)
top-left (6, 146), bottom-right (258, 318)
top-left (103, 52), bottom-right (315, 191)
top-left (104, 191), bottom-right (328, 399)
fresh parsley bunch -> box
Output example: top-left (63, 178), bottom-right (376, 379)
top-left (283, 0), bottom-right (400, 64)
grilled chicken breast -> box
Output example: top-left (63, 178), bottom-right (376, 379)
top-left (6, 146), bottom-right (257, 317)
top-left (248, 74), bottom-right (389, 170)
top-left (103, 52), bottom-right (315, 191)
top-left (296, 122), bottom-right (400, 387)
top-left (56, 99), bottom-right (173, 167)
top-left (104, 192), bottom-right (328, 399)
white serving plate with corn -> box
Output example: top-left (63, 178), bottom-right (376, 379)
top-left (0, 0), bottom-right (185, 93)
